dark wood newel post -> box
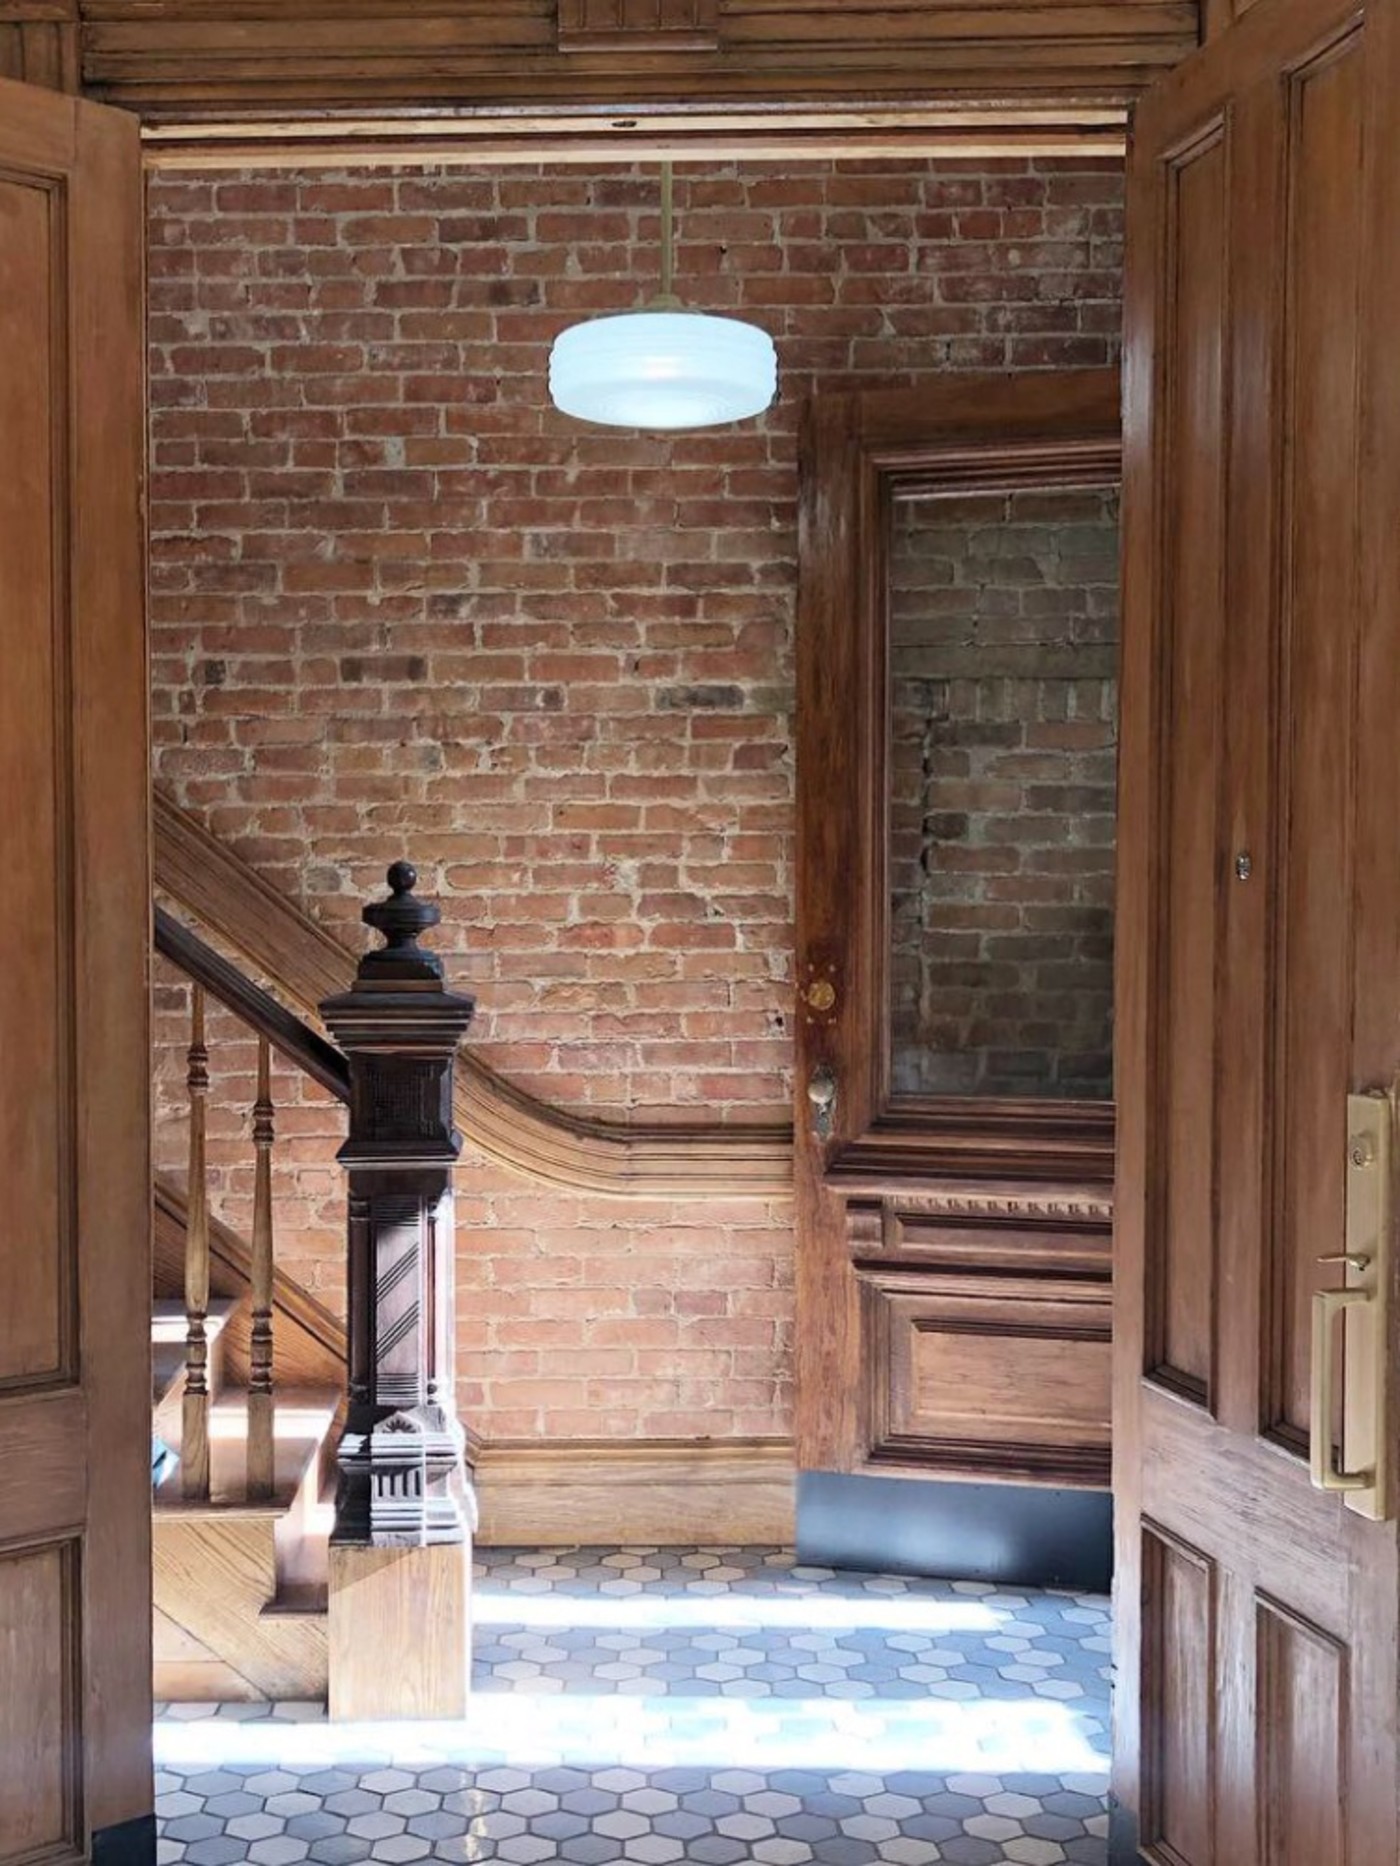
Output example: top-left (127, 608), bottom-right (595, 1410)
top-left (320, 860), bottom-right (477, 1718)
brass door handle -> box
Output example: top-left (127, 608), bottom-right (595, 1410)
top-left (807, 1063), bottom-right (837, 1141)
top-left (1310, 1281), bottom-right (1372, 1492)
top-left (1306, 1090), bottom-right (1393, 1521)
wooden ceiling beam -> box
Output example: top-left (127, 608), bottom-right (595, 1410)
top-left (0, 0), bottom-right (1199, 147)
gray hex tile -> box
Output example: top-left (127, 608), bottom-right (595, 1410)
top-left (286, 1815), bottom-right (348, 1844)
top-left (185, 1842), bottom-right (250, 1866)
top-left (248, 1841), bottom-right (310, 1866)
top-left (308, 1840), bottom-right (374, 1865)
top-left (164, 1818), bottom-right (224, 1845)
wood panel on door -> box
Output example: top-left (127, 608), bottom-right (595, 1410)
top-left (0, 77), bottom-right (151, 1866)
top-left (1114, 0), bottom-right (1400, 1852)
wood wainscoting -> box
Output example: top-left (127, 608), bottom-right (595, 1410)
top-left (850, 1197), bottom-right (1112, 1488)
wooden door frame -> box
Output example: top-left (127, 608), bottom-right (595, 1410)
top-left (793, 370), bottom-right (1122, 1498)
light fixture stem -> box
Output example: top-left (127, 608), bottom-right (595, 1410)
top-left (660, 160), bottom-right (675, 302)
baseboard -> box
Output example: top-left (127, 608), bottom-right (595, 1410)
top-left (474, 1437), bottom-right (796, 1546)
top-left (92, 1814), bottom-right (156, 1866)
top-left (1108, 1795), bottom-right (1141, 1862)
top-left (797, 1470), bottom-right (1113, 1591)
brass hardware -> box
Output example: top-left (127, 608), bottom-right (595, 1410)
top-left (807, 1063), bottom-right (837, 1141)
top-left (1235, 852), bottom-right (1253, 881)
top-left (1308, 1090), bottom-right (1393, 1520)
top-left (803, 979), bottom-right (837, 1014)
top-left (1311, 1285), bottom-right (1371, 1493)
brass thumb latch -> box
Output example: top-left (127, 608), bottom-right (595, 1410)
top-left (1309, 1090), bottom-right (1393, 1522)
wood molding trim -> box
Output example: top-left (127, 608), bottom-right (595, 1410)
top-left (0, 13), bottom-right (80, 91)
top-left (65, 0), bottom-right (1198, 136)
top-left (474, 1436), bottom-right (796, 1544)
top-left (154, 791), bottom-right (795, 1199)
top-left (139, 108), bottom-right (1130, 172)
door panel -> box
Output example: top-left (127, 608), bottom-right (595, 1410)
top-left (1115, 0), bottom-right (1400, 1853)
top-left (794, 375), bottom-right (1120, 1576)
top-left (0, 77), bottom-right (151, 1866)
top-left (1151, 121), bottom-right (1230, 1410)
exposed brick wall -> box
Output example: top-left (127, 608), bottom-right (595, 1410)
top-left (147, 157), bottom-right (1123, 1443)
top-left (888, 485), bottom-right (1119, 1100)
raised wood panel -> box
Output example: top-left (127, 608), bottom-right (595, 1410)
top-left (1256, 1597), bottom-right (1346, 1866)
top-left (0, 164), bottom-right (70, 1395)
top-left (1141, 1523), bottom-right (1215, 1865)
top-left (1144, 118), bottom-right (1230, 1412)
top-left (858, 1264), bottom-right (1111, 1483)
top-left (1267, 31), bottom-right (1365, 1449)
top-left (0, 1540), bottom-right (79, 1864)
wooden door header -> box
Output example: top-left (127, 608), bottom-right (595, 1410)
top-left (0, 0), bottom-right (1197, 167)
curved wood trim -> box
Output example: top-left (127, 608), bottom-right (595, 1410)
top-left (153, 791), bottom-right (795, 1198)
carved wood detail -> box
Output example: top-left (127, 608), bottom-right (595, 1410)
top-left (558, 0), bottom-right (718, 54)
top-left (0, 17), bottom-right (80, 91)
top-left (321, 862), bottom-right (476, 1552)
top-left (154, 790), bottom-right (794, 1199)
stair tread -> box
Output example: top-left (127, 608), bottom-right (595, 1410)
top-left (153, 1385), bottom-right (340, 1514)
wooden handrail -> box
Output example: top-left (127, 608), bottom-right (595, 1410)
top-left (153, 790), bottom-right (795, 1198)
top-left (155, 905), bottom-right (349, 1104)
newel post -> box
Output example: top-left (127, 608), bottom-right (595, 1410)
top-left (320, 860), bottom-right (477, 1720)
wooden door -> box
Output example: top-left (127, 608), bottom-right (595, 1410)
top-left (1114, 0), bottom-right (1400, 1853)
top-left (794, 374), bottom-right (1124, 1581)
top-left (0, 79), bottom-right (152, 1866)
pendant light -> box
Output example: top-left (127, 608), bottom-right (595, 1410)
top-left (548, 163), bottom-right (778, 431)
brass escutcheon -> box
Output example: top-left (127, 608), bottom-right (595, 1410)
top-left (803, 979), bottom-right (837, 1013)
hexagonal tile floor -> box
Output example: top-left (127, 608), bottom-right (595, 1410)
top-left (155, 1547), bottom-right (1110, 1864)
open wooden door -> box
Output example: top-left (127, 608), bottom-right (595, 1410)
top-left (0, 78), bottom-right (152, 1866)
top-left (1113, 0), bottom-right (1400, 1854)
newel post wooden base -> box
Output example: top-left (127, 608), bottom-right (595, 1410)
top-left (321, 862), bottom-right (477, 1721)
top-left (328, 1542), bottom-right (471, 1721)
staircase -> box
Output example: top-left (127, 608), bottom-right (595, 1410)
top-left (150, 907), bottom-right (349, 1702)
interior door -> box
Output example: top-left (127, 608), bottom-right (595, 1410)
top-left (794, 374), bottom-right (1124, 1582)
top-left (0, 78), bottom-right (152, 1866)
top-left (1113, 0), bottom-right (1400, 1854)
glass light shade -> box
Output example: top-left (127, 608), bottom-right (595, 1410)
top-left (549, 309), bottom-right (777, 430)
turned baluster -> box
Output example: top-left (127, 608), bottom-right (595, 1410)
top-left (182, 983), bottom-right (211, 1500)
top-left (246, 1036), bottom-right (276, 1500)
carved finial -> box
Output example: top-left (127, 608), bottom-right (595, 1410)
top-left (360, 859), bottom-right (443, 980)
